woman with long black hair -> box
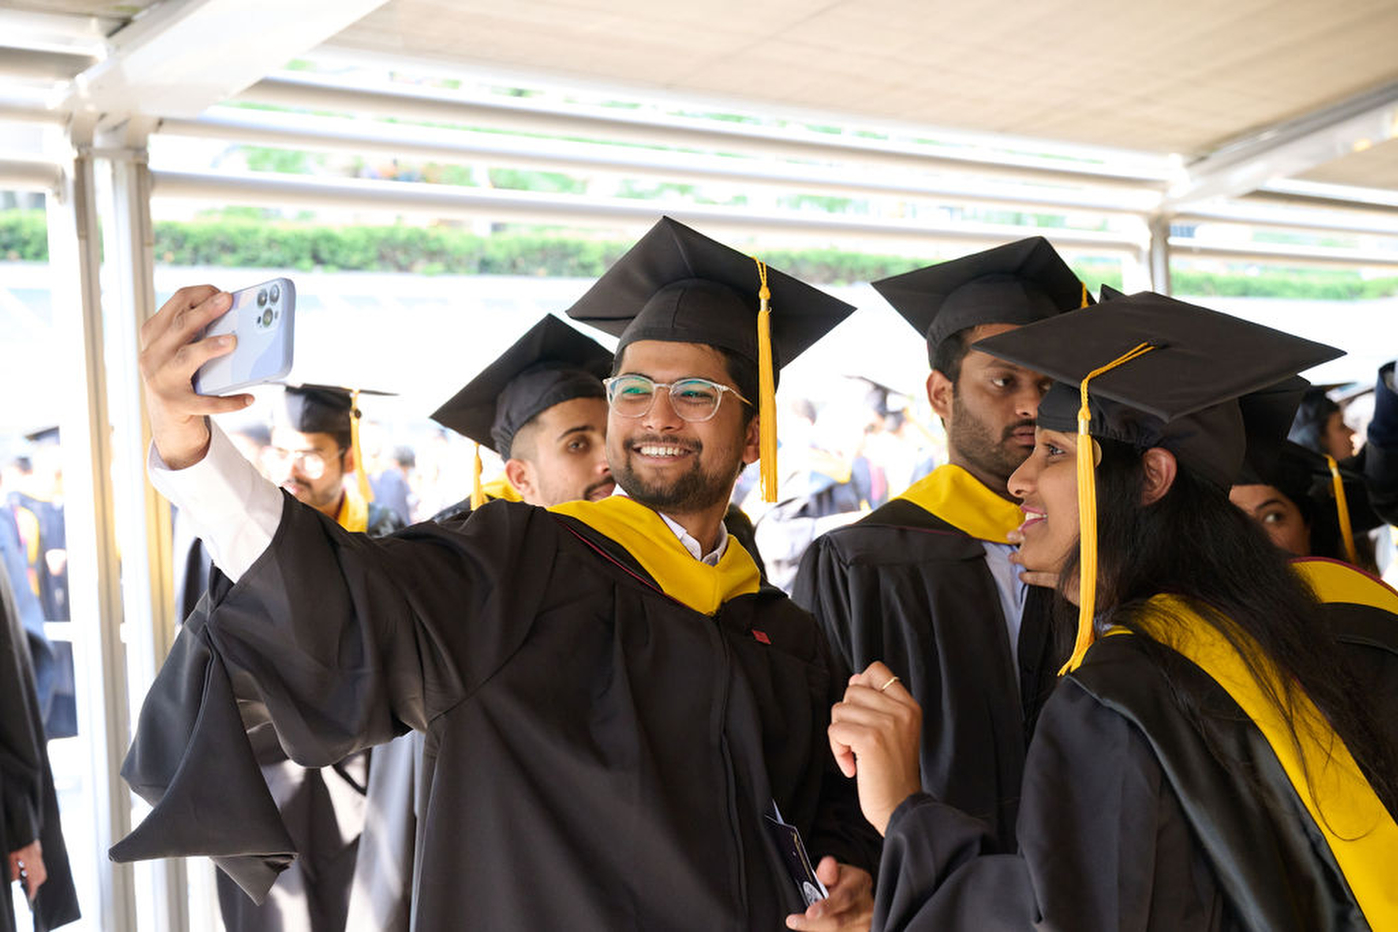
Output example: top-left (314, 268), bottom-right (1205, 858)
top-left (818, 293), bottom-right (1398, 932)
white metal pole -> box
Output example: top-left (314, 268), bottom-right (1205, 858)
top-left (96, 115), bottom-right (190, 932)
top-left (45, 114), bottom-right (139, 932)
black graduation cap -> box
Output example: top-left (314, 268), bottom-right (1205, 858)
top-left (23, 426), bottom-right (60, 445)
top-left (871, 236), bottom-right (1091, 365)
top-left (277, 384), bottom-right (395, 503)
top-left (565, 216), bottom-right (853, 372)
top-left (974, 293), bottom-right (1343, 489)
top-left (564, 216), bottom-right (856, 501)
top-left (972, 291), bottom-right (1343, 674)
top-left (430, 315), bottom-right (611, 458)
top-left (1099, 283), bottom-right (1128, 301)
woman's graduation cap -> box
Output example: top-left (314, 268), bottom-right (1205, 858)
top-left (430, 315), bottom-right (612, 507)
top-left (279, 383), bottom-right (394, 506)
top-left (972, 291), bottom-right (1343, 673)
top-left (564, 216), bottom-right (855, 501)
top-left (872, 236), bottom-right (1092, 364)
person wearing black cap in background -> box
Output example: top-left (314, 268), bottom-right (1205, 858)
top-left (0, 564), bottom-right (80, 932)
top-left (429, 314), bottom-right (616, 523)
top-left (791, 237), bottom-right (1087, 853)
top-left (1365, 360), bottom-right (1398, 528)
top-left (1229, 377), bottom-right (1384, 572)
top-left (212, 384), bottom-right (404, 932)
top-left (827, 292), bottom-right (1398, 930)
top-left (117, 216), bottom-right (879, 931)
top-left (268, 385), bottom-right (405, 537)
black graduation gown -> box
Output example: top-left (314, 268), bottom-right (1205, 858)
top-left (114, 495), bottom-right (878, 931)
top-left (0, 566), bottom-right (79, 932)
top-left (872, 599), bottom-right (1398, 932)
top-left (791, 496), bottom-right (1059, 852)
top-left (211, 497), bottom-right (402, 932)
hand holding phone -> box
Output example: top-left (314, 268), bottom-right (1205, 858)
top-left (192, 277), bottom-right (295, 396)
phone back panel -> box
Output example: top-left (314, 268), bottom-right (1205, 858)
top-left (192, 278), bottom-right (295, 395)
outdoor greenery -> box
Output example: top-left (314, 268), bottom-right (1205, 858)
top-left (2, 209), bottom-right (1395, 297)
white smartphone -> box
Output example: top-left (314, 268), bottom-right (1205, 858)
top-left (192, 277), bottom-right (296, 396)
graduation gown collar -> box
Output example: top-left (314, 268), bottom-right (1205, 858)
top-left (894, 464), bottom-right (1022, 543)
top-left (1107, 582), bottom-right (1398, 927)
top-left (336, 487), bottom-right (369, 533)
top-left (550, 496), bottom-right (761, 615)
top-left (482, 476), bottom-right (523, 503)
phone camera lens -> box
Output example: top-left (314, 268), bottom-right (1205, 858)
top-left (261, 309), bottom-right (273, 327)
top-left (258, 289), bottom-right (268, 307)
top-left (270, 283), bottom-right (281, 302)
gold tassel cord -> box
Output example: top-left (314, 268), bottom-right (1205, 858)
top-left (1080, 281), bottom-right (1090, 308)
top-left (350, 389), bottom-right (374, 505)
top-left (1325, 455), bottom-right (1360, 565)
top-left (471, 442), bottom-right (486, 510)
top-left (753, 257), bottom-right (778, 503)
top-left (1061, 342), bottom-right (1157, 675)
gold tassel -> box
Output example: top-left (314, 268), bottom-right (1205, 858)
top-left (471, 442), bottom-right (486, 510)
top-left (1325, 455), bottom-right (1360, 565)
top-left (1080, 281), bottom-right (1090, 308)
top-left (350, 389), bottom-right (374, 504)
top-left (1061, 342), bottom-right (1156, 675)
top-left (753, 258), bottom-right (778, 503)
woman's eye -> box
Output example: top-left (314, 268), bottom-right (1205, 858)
top-left (1044, 443), bottom-right (1065, 457)
top-left (1261, 511), bottom-right (1284, 525)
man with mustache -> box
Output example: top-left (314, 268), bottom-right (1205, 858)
top-left (431, 314), bottom-right (617, 522)
top-left (266, 385), bottom-right (405, 537)
top-left (791, 238), bottom-right (1087, 853)
top-left (117, 217), bottom-right (879, 931)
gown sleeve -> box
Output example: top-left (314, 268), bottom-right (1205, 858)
top-left (113, 494), bottom-right (557, 901)
top-left (873, 681), bottom-right (1225, 932)
top-left (0, 570), bottom-right (43, 852)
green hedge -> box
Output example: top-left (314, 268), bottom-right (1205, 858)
top-left (3, 210), bottom-right (1395, 297)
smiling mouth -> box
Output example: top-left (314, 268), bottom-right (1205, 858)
top-left (1018, 509), bottom-right (1046, 532)
top-left (586, 479), bottom-right (616, 501)
top-left (633, 444), bottom-right (695, 458)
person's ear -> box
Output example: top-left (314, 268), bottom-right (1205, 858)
top-left (1140, 447), bottom-right (1178, 506)
top-left (741, 413), bottom-right (761, 466)
top-left (928, 370), bottom-right (955, 423)
top-left (341, 445), bottom-right (356, 475)
top-left (504, 458), bottom-right (533, 498)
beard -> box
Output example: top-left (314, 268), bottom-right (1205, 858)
top-left (949, 392), bottom-right (1035, 486)
top-left (611, 435), bottom-right (736, 514)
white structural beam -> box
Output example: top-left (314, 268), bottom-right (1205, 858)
top-left (1168, 236), bottom-right (1398, 269)
top-left (0, 157), bottom-right (62, 191)
top-left (158, 109), bottom-right (1161, 216)
top-left (61, 0), bottom-right (388, 125)
top-left (1250, 177), bottom-right (1398, 213)
top-left (238, 73), bottom-right (1170, 191)
top-left (1166, 79), bottom-right (1398, 210)
top-left (0, 48), bottom-right (97, 82)
top-left (150, 168), bottom-right (1148, 254)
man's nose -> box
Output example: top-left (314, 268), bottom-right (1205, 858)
top-left (641, 387), bottom-right (683, 431)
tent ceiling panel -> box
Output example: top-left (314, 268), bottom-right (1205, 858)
top-left (0, 0), bottom-right (157, 28)
top-left (1299, 139), bottom-right (1398, 190)
top-left (323, 0), bottom-right (1398, 165)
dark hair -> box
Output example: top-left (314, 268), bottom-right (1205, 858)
top-left (327, 427), bottom-right (353, 454)
top-left (1287, 389), bottom-right (1341, 456)
top-left (1061, 439), bottom-right (1398, 812)
top-left (930, 328), bottom-right (972, 384)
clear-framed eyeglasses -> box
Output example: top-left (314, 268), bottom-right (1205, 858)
top-left (263, 446), bottom-right (344, 480)
top-left (603, 375), bottom-right (752, 422)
